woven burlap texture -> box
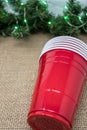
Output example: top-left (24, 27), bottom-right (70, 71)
top-left (0, 33), bottom-right (87, 130)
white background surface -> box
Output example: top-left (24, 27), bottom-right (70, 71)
top-left (47, 0), bottom-right (87, 16)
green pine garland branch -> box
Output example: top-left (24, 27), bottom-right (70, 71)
top-left (0, 0), bottom-right (87, 38)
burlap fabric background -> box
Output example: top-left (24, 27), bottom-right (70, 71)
top-left (0, 33), bottom-right (87, 130)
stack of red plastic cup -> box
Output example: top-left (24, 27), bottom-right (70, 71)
top-left (27, 36), bottom-right (87, 130)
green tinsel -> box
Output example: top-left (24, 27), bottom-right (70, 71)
top-left (0, 0), bottom-right (87, 38)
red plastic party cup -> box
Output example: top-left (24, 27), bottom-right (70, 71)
top-left (27, 36), bottom-right (87, 130)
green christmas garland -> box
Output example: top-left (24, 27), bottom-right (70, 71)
top-left (0, 0), bottom-right (87, 38)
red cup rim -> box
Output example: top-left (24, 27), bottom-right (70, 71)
top-left (39, 36), bottom-right (87, 61)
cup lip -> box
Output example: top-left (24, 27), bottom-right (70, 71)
top-left (39, 36), bottom-right (87, 61)
top-left (43, 36), bottom-right (86, 47)
top-left (41, 43), bottom-right (86, 55)
top-left (43, 41), bottom-right (86, 50)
